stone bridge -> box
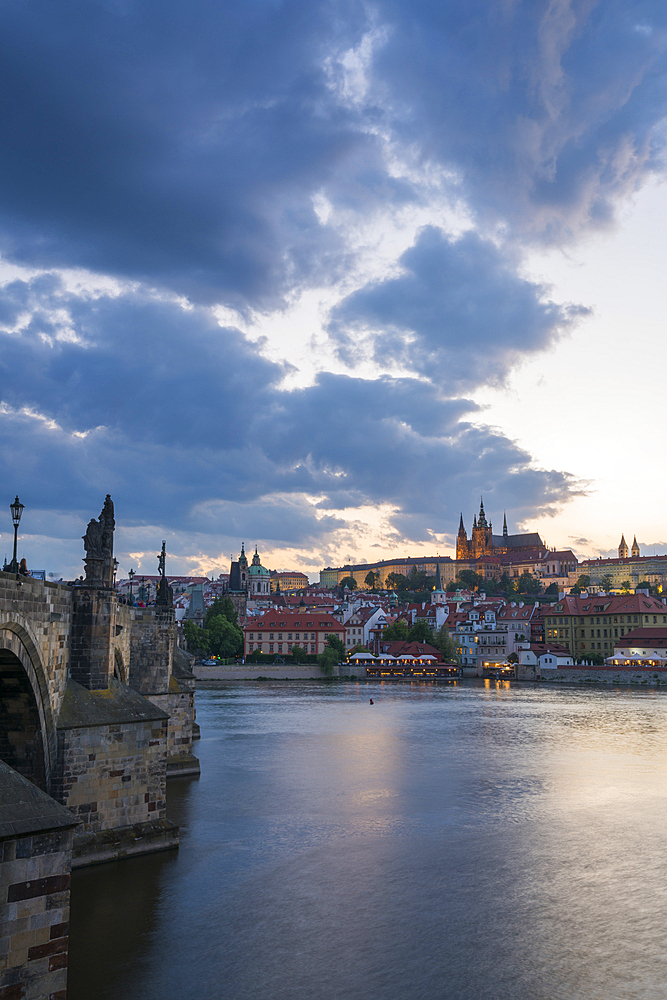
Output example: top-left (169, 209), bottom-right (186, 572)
top-left (1, 496), bottom-right (200, 997)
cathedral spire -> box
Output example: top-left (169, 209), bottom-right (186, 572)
top-left (618, 533), bottom-right (628, 559)
top-left (503, 512), bottom-right (508, 539)
top-left (478, 496), bottom-right (487, 527)
top-left (459, 513), bottom-right (465, 534)
top-left (632, 535), bottom-right (640, 558)
top-left (435, 561), bottom-right (442, 592)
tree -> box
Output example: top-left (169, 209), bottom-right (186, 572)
top-left (365, 570), bottom-right (379, 590)
top-left (207, 615), bottom-right (243, 658)
top-left (636, 580), bottom-right (659, 596)
top-left (407, 619), bottom-right (433, 642)
top-left (340, 576), bottom-right (357, 590)
top-left (621, 580), bottom-right (632, 592)
top-left (599, 575), bottom-right (613, 593)
top-left (291, 645), bottom-right (307, 663)
top-left (325, 633), bottom-right (346, 658)
top-left (544, 582), bottom-right (559, 596)
top-left (517, 572), bottom-right (541, 595)
top-left (349, 643), bottom-right (370, 654)
top-left (182, 619), bottom-right (210, 654)
top-left (386, 572), bottom-right (409, 591)
top-left (456, 569), bottom-right (483, 591)
top-left (381, 620), bottom-right (409, 641)
top-left (317, 646), bottom-right (338, 676)
top-left (432, 626), bottom-right (458, 663)
top-left (575, 574), bottom-right (590, 590)
top-left (205, 595), bottom-right (238, 628)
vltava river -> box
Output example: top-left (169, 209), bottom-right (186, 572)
top-left (69, 680), bottom-right (667, 1000)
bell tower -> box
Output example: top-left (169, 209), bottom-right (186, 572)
top-left (618, 534), bottom-right (629, 559)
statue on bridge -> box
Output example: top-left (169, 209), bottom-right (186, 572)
top-left (82, 495), bottom-right (115, 588)
top-left (155, 539), bottom-right (173, 608)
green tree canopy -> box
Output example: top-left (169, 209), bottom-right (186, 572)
top-left (205, 595), bottom-right (238, 628)
top-left (407, 619), bottom-right (433, 642)
top-left (381, 620), bottom-right (409, 641)
top-left (432, 626), bottom-right (458, 662)
top-left (364, 570), bottom-right (380, 590)
top-left (290, 644), bottom-right (307, 663)
top-left (386, 572), bottom-right (409, 591)
top-left (456, 569), bottom-right (484, 591)
top-left (325, 633), bottom-right (346, 658)
top-left (636, 580), bottom-right (659, 596)
top-left (339, 576), bottom-right (357, 590)
top-left (317, 646), bottom-right (338, 676)
top-left (517, 572), bottom-right (542, 595)
top-left (575, 574), bottom-right (590, 589)
top-left (207, 615), bottom-right (244, 658)
top-left (182, 619), bottom-right (210, 654)
top-left (544, 582), bottom-right (559, 595)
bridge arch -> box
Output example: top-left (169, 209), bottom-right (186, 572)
top-left (0, 619), bottom-right (56, 792)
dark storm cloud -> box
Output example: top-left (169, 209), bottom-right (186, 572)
top-left (2, 0), bottom-right (660, 558)
top-left (0, 281), bottom-right (575, 541)
top-left (330, 226), bottom-right (588, 386)
top-left (373, 0), bottom-right (667, 238)
top-left (0, 1), bottom-right (666, 307)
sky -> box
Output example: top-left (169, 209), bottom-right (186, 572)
top-left (1, 0), bottom-right (667, 581)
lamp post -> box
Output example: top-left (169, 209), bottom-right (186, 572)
top-left (10, 496), bottom-right (25, 575)
top-left (128, 568), bottom-right (135, 606)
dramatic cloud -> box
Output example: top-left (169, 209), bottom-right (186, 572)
top-left (2, 1), bottom-right (665, 572)
top-left (330, 226), bottom-right (588, 387)
top-left (0, 278), bottom-right (576, 573)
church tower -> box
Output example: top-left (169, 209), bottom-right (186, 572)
top-left (631, 535), bottom-right (640, 558)
top-left (618, 534), bottom-right (629, 559)
top-left (472, 497), bottom-right (493, 559)
top-left (456, 514), bottom-right (469, 560)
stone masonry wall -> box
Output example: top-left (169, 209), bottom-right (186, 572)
top-left (54, 718), bottom-right (168, 836)
top-left (148, 685), bottom-right (194, 757)
top-left (0, 827), bottom-right (73, 1000)
top-left (129, 609), bottom-right (174, 697)
top-left (542, 668), bottom-right (667, 687)
top-left (0, 573), bottom-right (71, 727)
top-left (69, 587), bottom-right (118, 690)
top-left (113, 603), bottom-right (133, 685)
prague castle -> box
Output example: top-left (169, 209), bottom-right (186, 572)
top-left (456, 498), bottom-right (544, 560)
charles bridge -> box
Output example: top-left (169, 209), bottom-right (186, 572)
top-left (0, 496), bottom-right (199, 1000)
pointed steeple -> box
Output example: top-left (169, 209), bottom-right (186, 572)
top-left (478, 496), bottom-right (487, 527)
top-left (631, 535), bottom-right (640, 558)
top-left (458, 513), bottom-right (465, 534)
top-left (618, 534), bottom-right (628, 559)
top-left (503, 512), bottom-right (508, 539)
top-left (473, 514), bottom-right (478, 529)
top-left (435, 562), bottom-right (443, 592)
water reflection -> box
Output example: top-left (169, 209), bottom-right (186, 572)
top-left (69, 681), bottom-right (667, 1000)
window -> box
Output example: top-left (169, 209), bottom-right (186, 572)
top-left (288, 633), bottom-right (293, 640)
top-left (278, 633), bottom-right (283, 639)
top-left (249, 643), bottom-right (254, 651)
top-left (278, 644), bottom-right (283, 652)
top-left (288, 644), bottom-right (292, 651)
top-left (257, 633), bottom-right (262, 640)
top-left (311, 644), bottom-right (315, 652)
top-left (269, 644), bottom-right (274, 652)
top-left (311, 633), bottom-right (315, 640)
top-left (270, 633), bottom-right (274, 640)
top-left (249, 633), bottom-right (254, 640)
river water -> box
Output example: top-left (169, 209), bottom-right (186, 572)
top-left (68, 680), bottom-right (667, 1000)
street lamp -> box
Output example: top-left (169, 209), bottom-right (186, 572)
top-left (128, 568), bottom-right (135, 606)
top-left (10, 496), bottom-right (25, 575)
